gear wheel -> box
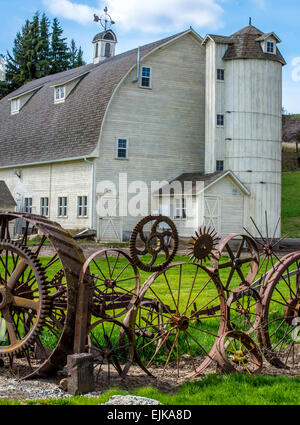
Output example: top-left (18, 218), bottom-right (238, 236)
top-left (0, 240), bottom-right (49, 356)
top-left (188, 226), bottom-right (218, 263)
top-left (129, 215), bottom-right (179, 272)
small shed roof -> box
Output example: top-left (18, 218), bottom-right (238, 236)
top-left (0, 181), bottom-right (16, 208)
top-left (153, 170), bottom-right (250, 196)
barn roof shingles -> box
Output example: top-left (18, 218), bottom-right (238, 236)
top-left (0, 181), bottom-right (16, 207)
top-left (0, 31), bottom-right (184, 168)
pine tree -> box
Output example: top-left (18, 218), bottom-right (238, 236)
top-left (69, 39), bottom-right (85, 68)
top-left (38, 13), bottom-right (51, 77)
top-left (0, 12), bottom-right (85, 99)
top-left (50, 18), bottom-right (70, 74)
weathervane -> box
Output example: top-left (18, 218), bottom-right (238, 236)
top-left (94, 6), bottom-right (115, 32)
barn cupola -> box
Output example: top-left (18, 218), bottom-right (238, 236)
top-left (93, 7), bottom-right (117, 64)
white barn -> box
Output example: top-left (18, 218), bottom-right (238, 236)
top-left (0, 23), bottom-right (285, 240)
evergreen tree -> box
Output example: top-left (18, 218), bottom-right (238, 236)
top-left (38, 13), bottom-right (51, 76)
top-left (69, 39), bottom-right (85, 68)
top-left (50, 18), bottom-right (70, 74)
top-left (0, 12), bottom-right (85, 99)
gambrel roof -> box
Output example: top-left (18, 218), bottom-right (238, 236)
top-left (0, 30), bottom-right (198, 169)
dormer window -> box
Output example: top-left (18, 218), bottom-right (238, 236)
top-left (267, 41), bottom-right (274, 53)
top-left (11, 98), bottom-right (20, 115)
top-left (55, 86), bottom-right (66, 103)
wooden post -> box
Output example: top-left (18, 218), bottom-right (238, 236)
top-left (67, 353), bottom-right (94, 395)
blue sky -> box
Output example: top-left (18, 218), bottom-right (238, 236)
top-left (1, 0), bottom-right (300, 112)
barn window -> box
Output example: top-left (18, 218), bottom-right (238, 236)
top-left (58, 197), bottom-right (67, 217)
top-left (104, 43), bottom-right (111, 57)
top-left (141, 67), bottom-right (151, 88)
top-left (24, 197), bottom-right (32, 213)
top-left (78, 196), bottom-right (88, 217)
top-left (216, 114), bottom-right (224, 127)
top-left (174, 198), bottom-right (186, 220)
top-left (54, 85), bottom-right (66, 103)
top-left (95, 43), bottom-right (99, 58)
top-left (217, 69), bottom-right (224, 81)
top-left (216, 160), bottom-right (224, 171)
top-left (117, 139), bottom-right (128, 159)
top-left (267, 41), bottom-right (274, 53)
top-left (40, 197), bottom-right (49, 216)
top-left (11, 98), bottom-right (20, 115)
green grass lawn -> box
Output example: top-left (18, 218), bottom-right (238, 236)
top-left (282, 172), bottom-right (300, 237)
top-left (0, 374), bottom-right (299, 405)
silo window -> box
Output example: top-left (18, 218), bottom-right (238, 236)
top-left (216, 160), bottom-right (224, 171)
top-left (216, 114), bottom-right (224, 127)
top-left (267, 41), bottom-right (274, 53)
top-left (217, 69), bottom-right (224, 81)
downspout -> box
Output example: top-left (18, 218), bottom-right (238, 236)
top-left (132, 46), bottom-right (141, 83)
top-left (84, 158), bottom-right (95, 230)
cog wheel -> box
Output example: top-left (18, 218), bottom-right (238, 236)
top-left (129, 215), bottom-right (179, 272)
top-left (0, 240), bottom-right (49, 357)
top-left (188, 226), bottom-right (218, 264)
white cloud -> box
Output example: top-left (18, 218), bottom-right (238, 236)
top-left (251, 0), bottom-right (266, 9)
top-left (43, 0), bottom-right (224, 32)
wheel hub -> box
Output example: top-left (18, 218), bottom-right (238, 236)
top-left (232, 349), bottom-right (248, 363)
top-left (284, 297), bottom-right (300, 325)
top-left (170, 315), bottom-right (189, 330)
top-left (104, 278), bottom-right (117, 289)
top-left (0, 285), bottom-right (13, 310)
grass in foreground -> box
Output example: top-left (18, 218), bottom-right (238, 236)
top-left (1, 374), bottom-right (299, 405)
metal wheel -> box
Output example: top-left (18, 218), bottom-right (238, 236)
top-left (259, 252), bottom-right (300, 369)
top-left (0, 241), bottom-right (48, 358)
top-left (211, 233), bottom-right (260, 295)
top-left (88, 318), bottom-right (134, 383)
top-left (216, 330), bottom-right (263, 375)
top-left (0, 212), bottom-right (85, 378)
top-left (133, 262), bottom-right (227, 380)
top-left (227, 285), bottom-right (262, 337)
top-left (129, 215), bottom-right (178, 272)
top-left (79, 248), bottom-right (140, 319)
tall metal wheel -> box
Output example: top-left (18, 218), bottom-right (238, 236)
top-left (79, 248), bottom-right (140, 319)
top-left (259, 252), bottom-right (300, 369)
top-left (0, 241), bottom-right (48, 358)
top-left (88, 318), bottom-right (135, 384)
top-left (216, 330), bottom-right (263, 375)
top-left (0, 212), bottom-right (85, 379)
top-left (133, 262), bottom-right (227, 381)
top-left (211, 234), bottom-right (260, 295)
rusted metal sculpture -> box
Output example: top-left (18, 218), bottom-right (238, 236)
top-left (0, 210), bottom-right (299, 385)
top-left (129, 215), bottom-right (178, 272)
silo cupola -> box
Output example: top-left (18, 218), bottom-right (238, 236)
top-left (93, 7), bottom-right (117, 64)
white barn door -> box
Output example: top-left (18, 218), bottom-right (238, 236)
top-left (98, 197), bottom-right (123, 242)
top-left (204, 196), bottom-right (220, 234)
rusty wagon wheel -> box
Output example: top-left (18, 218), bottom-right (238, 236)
top-left (227, 285), bottom-right (262, 337)
top-left (216, 330), bottom-right (263, 375)
top-left (87, 318), bottom-right (135, 384)
top-left (258, 252), bottom-right (300, 370)
top-left (0, 212), bottom-right (85, 379)
top-left (0, 241), bottom-right (48, 359)
top-left (132, 262), bottom-right (227, 380)
top-left (129, 215), bottom-right (179, 272)
top-left (79, 248), bottom-right (140, 319)
top-left (211, 233), bottom-right (260, 295)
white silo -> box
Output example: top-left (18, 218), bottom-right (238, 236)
top-left (223, 25), bottom-right (285, 237)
